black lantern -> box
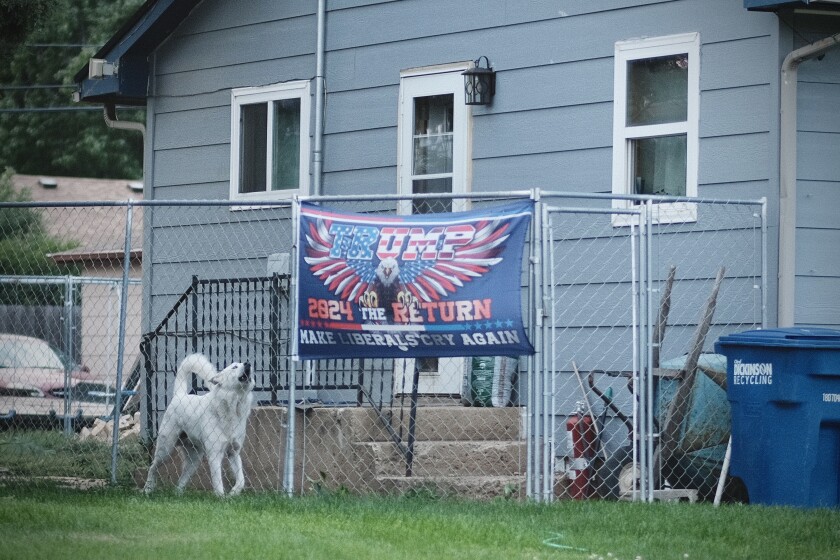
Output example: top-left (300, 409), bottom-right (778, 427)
top-left (462, 56), bottom-right (495, 106)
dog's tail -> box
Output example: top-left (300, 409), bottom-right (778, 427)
top-left (173, 353), bottom-right (218, 397)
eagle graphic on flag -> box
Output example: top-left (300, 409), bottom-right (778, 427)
top-left (302, 213), bottom-right (512, 315)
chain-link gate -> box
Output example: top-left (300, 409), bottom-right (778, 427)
top-left (541, 194), bottom-right (765, 503)
top-left (541, 204), bottom-right (644, 502)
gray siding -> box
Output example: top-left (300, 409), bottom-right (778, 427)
top-left (793, 16), bottom-right (840, 328)
top-left (142, 0), bottom-right (792, 337)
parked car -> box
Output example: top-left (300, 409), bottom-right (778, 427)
top-left (0, 333), bottom-right (122, 424)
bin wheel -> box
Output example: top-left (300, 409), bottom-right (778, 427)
top-left (595, 445), bottom-right (659, 499)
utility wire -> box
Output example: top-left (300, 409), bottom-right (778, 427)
top-left (0, 84), bottom-right (77, 91)
top-left (25, 43), bottom-right (101, 48)
top-left (0, 106), bottom-right (141, 114)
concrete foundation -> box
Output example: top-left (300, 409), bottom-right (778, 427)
top-left (137, 405), bottom-right (537, 499)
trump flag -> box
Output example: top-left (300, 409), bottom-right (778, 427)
top-left (294, 201), bottom-right (535, 360)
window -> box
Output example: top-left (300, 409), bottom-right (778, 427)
top-left (411, 93), bottom-right (455, 214)
top-left (612, 33), bottom-right (699, 223)
top-left (399, 64), bottom-right (471, 216)
top-left (230, 81), bottom-right (311, 202)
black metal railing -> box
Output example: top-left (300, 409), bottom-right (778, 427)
top-left (139, 275), bottom-right (414, 472)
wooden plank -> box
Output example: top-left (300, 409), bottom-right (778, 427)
top-left (653, 266), bottom-right (677, 368)
top-left (657, 267), bottom-right (725, 473)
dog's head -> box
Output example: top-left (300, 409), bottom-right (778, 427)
top-left (209, 361), bottom-right (254, 393)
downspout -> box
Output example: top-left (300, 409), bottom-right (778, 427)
top-left (104, 103), bottom-right (146, 183)
top-left (778, 32), bottom-right (840, 327)
top-left (312, 0), bottom-right (326, 196)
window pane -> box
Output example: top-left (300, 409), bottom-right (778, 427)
top-left (413, 95), bottom-right (454, 175)
top-left (627, 54), bottom-right (688, 126)
top-left (412, 177), bottom-right (452, 214)
top-left (631, 134), bottom-right (686, 196)
top-left (418, 357), bottom-right (438, 373)
top-left (271, 98), bottom-right (301, 191)
top-left (413, 135), bottom-right (453, 175)
top-left (239, 103), bottom-right (267, 193)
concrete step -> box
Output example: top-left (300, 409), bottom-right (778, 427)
top-left (376, 474), bottom-right (526, 500)
top-left (404, 406), bottom-right (522, 442)
top-left (302, 406), bottom-right (523, 443)
top-left (355, 440), bottom-right (526, 478)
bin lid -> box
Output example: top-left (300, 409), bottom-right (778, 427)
top-left (716, 327), bottom-right (840, 349)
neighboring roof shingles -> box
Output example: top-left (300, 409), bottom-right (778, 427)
top-left (11, 174), bottom-right (143, 266)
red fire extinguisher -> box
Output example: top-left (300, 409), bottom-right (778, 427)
top-left (566, 404), bottom-right (598, 500)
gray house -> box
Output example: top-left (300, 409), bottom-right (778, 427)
top-left (70, 0), bottom-right (840, 500)
top-left (74, 0), bottom-right (839, 330)
top-left (73, 0), bottom-right (840, 397)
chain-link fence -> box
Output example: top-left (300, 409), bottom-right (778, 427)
top-left (541, 194), bottom-right (764, 503)
top-left (0, 194), bottom-right (764, 502)
top-left (0, 202), bottom-right (144, 487)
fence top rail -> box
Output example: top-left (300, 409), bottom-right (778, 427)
top-left (0, 192), bottom-right (765, 209)
top-left (0, 199), bottom-right (295, 209)
top-left (0, 275), bottom-right (141, 285)
top-left (192, 273), bottom-right (290, 288)
top-left (541, 191), bottom-right (767, 207)
top-left (299, 191), bottom-right (534, 204)
top-left (544, 206), bottom-right (642, 216)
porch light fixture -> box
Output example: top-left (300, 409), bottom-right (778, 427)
top-left (462, 56), bottom-right (496, 106)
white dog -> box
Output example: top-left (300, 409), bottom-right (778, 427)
top-left (144, 354), bottom-right (254, 497)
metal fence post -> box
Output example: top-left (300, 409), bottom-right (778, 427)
top-left (644, 200), bottom-right (655, 503)
top-left (284, 198), bottom-right (301, 496)
top-left (62, 275), bottom-right (75, 435)
top-left (110, 200), bottom-right (134, 484)
top-left (761, 198), bottom-right (768, 329)
top-left (539, 199), bottom-right (554, 502)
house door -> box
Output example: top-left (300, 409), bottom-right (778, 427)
top-left (396, 63), bottom-right (472, 396)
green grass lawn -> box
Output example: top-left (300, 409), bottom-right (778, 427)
top-left (0, 484), bottom-right (838, 560)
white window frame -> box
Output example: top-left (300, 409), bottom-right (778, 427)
top-left (397, 62), bottom-right (473, 216)
top-left (612, 33), bottom-right (699, 225)
top-left (230, 80), bottom-right (311, 203)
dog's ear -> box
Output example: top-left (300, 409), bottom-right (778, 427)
top-left (206, 373), bottom-right (223, 386)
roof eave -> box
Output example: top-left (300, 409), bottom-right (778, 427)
top-left (73, 0), bottom-right (202, 105)
top-left (745, 0), bottom-right (840, 11)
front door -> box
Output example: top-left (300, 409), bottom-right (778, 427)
top-left (396, 63), bottom-right (471, 395)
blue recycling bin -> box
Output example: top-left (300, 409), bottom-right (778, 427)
top-left (715, 328), bottom-right (840, 508)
